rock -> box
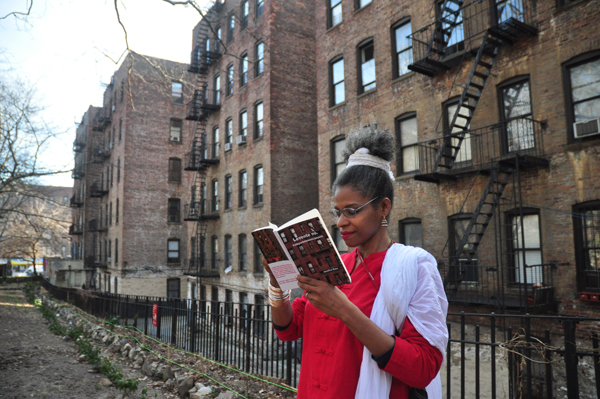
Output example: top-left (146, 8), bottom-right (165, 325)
top-left (178, 375), bottom-right (195, 397)
top-left (198, 386), bottom-right (212, 395)
top-left (134, 354), bottom-right (145, 367)
top-left (216, 391), bottom-right (236, 399)
top-left (165, 378), bottom-right (175, 390)
top-left (142, 358), bottom-right (152, 375)
top-left (162, 366), bottom-right (175, 382)
top-left (99, 378), bottom-right (112, 386)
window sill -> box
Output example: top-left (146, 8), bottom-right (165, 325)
top-left (353, 2), bottom-right (372, 15)
top-left (225, 93), bottom-right (234, 100)
top-left (329, 101), bottom-right (346, 112)
top-left (168, 181), bottom-right (182, 184)
top-left (254, 135), bottom-right (264, 142)
top-left (253, 203), bottom-right (264, 208)
top-left (254, 73), bottom-right (263, 81)
top-left (391, 72), bottom-right (416, 85)
top-left (224, 208), bottom-right (233, 213)
top-left (554, 0), bottom-right (591, 13)
top-left (357, 88), bottom-right (377, 100)
top-left (238, 205), bottom-right (247, 210)
top-left (167, 222), bottom-right (182, 226)
top-left (167, 262), bottom-right (181, 266)
top-left (327, 22), bottom-right (343, 33)
top-left (564, 137), bottom-right (600, 152)
top-left (253, 272), bottom-right (265, 277)
top-left (396, 172), bottom-right (419, 181)
top-left (168, 140), bottom-right (183, 145)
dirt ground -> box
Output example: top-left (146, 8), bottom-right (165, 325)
top-left (0, 286), bottom-right (166, 399)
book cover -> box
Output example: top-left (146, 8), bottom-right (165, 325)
top-left (252, 209), bottom-right (351, 290)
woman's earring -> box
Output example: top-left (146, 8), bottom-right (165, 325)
top-left (382, 218), bottom-right (389, 227)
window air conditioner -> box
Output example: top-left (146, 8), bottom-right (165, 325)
top-left (236, 135), bottom-right (247, 145)
top-left (170, 136), bottom-right (180, 142)
top-left (112, 105), bottom-right (116, 112)
top-left (573, 118), bottom-right (600, 139)
top-left (224, 142), bottom-right (232, 152)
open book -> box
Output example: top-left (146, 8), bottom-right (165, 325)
top-left (252, 209), bottom-right (352, 291)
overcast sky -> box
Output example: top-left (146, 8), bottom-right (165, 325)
top-left (0, 0), bottom-right (209, 187)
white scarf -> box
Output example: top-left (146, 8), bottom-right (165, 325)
top-left (347, 148), bottom-right (395, 181)
top-left (355, 244), bottom-right (449, 399)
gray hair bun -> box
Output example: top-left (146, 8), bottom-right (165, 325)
top-left (342, 125), bottom-right (395, 163)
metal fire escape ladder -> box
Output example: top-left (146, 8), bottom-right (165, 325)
top-left (445, 164), bottom-right (513, 290)
top-left (433, 32), bottom-right (503, 173)
top-left (429, 0), bottom-right (464, 57)
top-left (186, 22), bottom-right (212, 277)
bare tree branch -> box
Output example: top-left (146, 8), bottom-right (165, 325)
top-left (0, 0), bottom-right (33, 21)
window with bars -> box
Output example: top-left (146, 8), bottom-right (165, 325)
top-left (168, 198), bottom-right (181, 223)
top-left (392, 19), bottom-right (413, 78)
top-left (168, 158), bottom-right (182, 183)
top-left (239, 170), bottom-right (247, 207)
top-left (254, 165), bottom-right (263, 204)
top-left (255, 41), bottom-right (264, 77)
top-left (330, 136), bottom-right (346, 184)
top-left (329, 57), bottom-right (345, 106)
top-left (573, 201), bottom-right (600, 291)
top-left (168, 239), bottom-right (180, 263)
top-left (328, 0), bottom-right (342, 28)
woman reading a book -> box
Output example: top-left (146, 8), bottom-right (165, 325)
top-left (266, 126), bottom-right (448, 399)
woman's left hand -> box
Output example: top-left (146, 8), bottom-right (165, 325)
top-left (297, 275), bottom-right (350, 319)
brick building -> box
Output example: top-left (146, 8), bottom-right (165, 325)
top-left (183, 0), bottom-right (319, 307)
top-left (315, 0), bottom-right (600, 316)
top-left (71, 52), bottom-right (194, 297)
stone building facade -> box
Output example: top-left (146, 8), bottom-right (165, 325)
top-left (183, 0), bottom-right (319, 308)
top-left (71, 52), bottom-right (194, 297)
top-left (315, 0), bottom-right (600, 317)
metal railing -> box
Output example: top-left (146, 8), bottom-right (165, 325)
top-left (183, 200), bottom-right (220, 220)
top-left (186, 89), bottom-right (221, 121)
top-left (186, 258), bottom-right (222, 278)
top-left (185, 142), bottom-right (219, 170)
top-left (70, 195), bottom-right (84, 208)
top-left (90, 181), bottom-right (109, 198)
top-left (188, 46), bottom-right (222, 74)
top-left (68, 224), bottom-right (84, 235)
top-left (40, 280), bottom-right (600, 397)
top-left (416, 117), bottom-right (547, 179)
top-left (409, 0), bottom-right (537, 71)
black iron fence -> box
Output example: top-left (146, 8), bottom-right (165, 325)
top-left (40, 280), bottom-right (600, 397)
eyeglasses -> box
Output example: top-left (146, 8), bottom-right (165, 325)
top-left (330, 196), bottom-right (380, 219)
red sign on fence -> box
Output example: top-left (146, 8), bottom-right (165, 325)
top-left (152, 304), bottom-right (158, 327)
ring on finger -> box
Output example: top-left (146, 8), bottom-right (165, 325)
top-left (305, 292), bottom-right (310, 299)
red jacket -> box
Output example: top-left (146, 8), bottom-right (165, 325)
top-left (275, 248), bottom-right (443, 398)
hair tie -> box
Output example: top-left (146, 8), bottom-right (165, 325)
top-left (347, 148), bottom-right (395, 181)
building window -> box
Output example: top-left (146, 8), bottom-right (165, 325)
top-left (227, 14), bottom-right (235, 42)
top-left (226, 63), bottom-right (234, 96)
top-left (239, 110), bottom-right (248, 139)
top-left (392, 19), bottom-right (413, 78)
top-left (213, 74), bottom-right (221, 104)
top-left (573, 201), bottom-right (600, 291)
top-left (443, 98), bottom-right (473, 165)
top-left (117, 157), bottom-right (121, 183)
top-left (215, 27), bottom-right (222, 52)
top-left (449, 214), bottom-right (478, 282)
top-left (507, 210), bottom-right (542, 285)
top-left (109, 202), bottom-right (113, 225)
top-left (332, 226), bottom-right (349, 253)
top-left (168, 157), bottom-right (182, 183)
top-left (499, 77), bottom-right (535, 152)
top-left (168, 239), bottom-right (180, 263)
top-left (355, 0), bottom-right (372, 9)
top-left (210, 235), bottom-right (219, 270)
top-left (171, 81), bottom-right (183, 104)
top-left (254, 101), bottom-right (263, 139)
top-left (211, 179), bottom-right (219, 212)
top-left (108, 240), bottom-right (112, 265)
top-left (358, 39), bottom-right (376, 93)
top-left (225, 174), bottom-right (233, 210)
top-left (241, 0), bottom-right (249, 28)
top-left (212, 126), bottom-right (220, 157)
top-left (225, 118), bottom-right (233, 149)
top-left (120, 81), bottom-right (124, 102)
top-left (115, 238), bottom-right (119, 264)
top-left (224, 235), bottom-right (232, 270)
top-left (329, 57), bottom-right (345, 106)
top-left (239, 234), bottom-right (247, 271)
top-left (328, 0), bottom-right (342, 28)
top-left (256, 0), bottom-right (264, 17)
top-left (437, 0), bottom-right (464, 55)
top-left (563, 51), bottom-right (600, 142)
top-left (399, 218), bottom-right (422, 247)
top-left (168, 198), bottom-right (181, 223)
top-left (330, 136), bottom-right (346, 184)
top-left (170, 119), bottom-right (182, 142)
top-left (225, 289), bottom-right (233, 326)
top-left (396, 113), bottom-right (419, 174)
top-left (254, 240), bottom-right (263, 273)
top-left (240, 52), bottom-right (249, 86)
top-left (119, 118), bottom-right (122, 141)
top-left (255, 41), bottom-right (264, 77)
top-left (167, 278), bottom-right (180, 298)
top-left (254, 165), bottom-right (263, 205)
top-left (239, 170), bottom-right (247, 207)
top-left (116, 198), bottom-right (119, 224)
top-left (239, 292), bottom-right (249, 329)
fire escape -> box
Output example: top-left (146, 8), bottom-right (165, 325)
top-left (409, 0), bottom-right (554, 311)
top-left (184, 4), bottom-right (223, 282)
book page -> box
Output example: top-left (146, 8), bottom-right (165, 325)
top-left (268, 261), bottom-right (300, 290)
